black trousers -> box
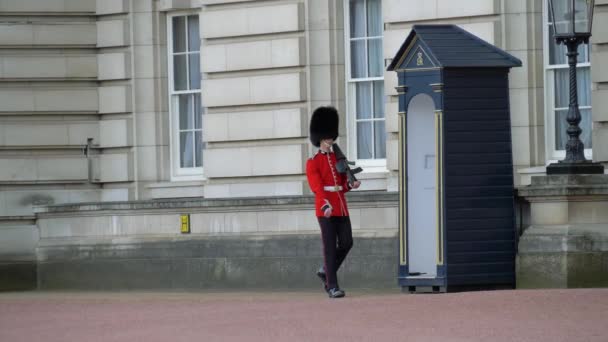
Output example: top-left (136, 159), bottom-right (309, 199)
top-left (318, 216), bottom-right (353, 289)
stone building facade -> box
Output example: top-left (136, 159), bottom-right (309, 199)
top-left (0, 0), bottom-right (606, 290)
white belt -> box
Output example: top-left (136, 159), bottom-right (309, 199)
top-left (324, 185), bottom-right (343, 192)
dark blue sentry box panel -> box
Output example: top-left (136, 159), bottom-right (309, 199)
top-left (387, 25), bottom-right (522, 292)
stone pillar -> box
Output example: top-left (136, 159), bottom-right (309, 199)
top-left (517, 175), bottom-right (608, 288)
top-left (591, 0), bottom-right (608, 165)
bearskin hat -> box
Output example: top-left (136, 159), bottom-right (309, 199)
top-left (309, 106), bottom-right (339, 147)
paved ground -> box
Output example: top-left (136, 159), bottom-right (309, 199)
top-left (1, 288), bottom-right (607, 342)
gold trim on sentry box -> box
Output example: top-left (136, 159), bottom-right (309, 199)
top-left (434, 111), bottom-right (444, 265)
top-left (398, 112), bottom-right (407, 265)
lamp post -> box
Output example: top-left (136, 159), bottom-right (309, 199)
top-left (546, 0), bottom-right (604, 174)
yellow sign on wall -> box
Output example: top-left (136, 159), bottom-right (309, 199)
top-left (180, 214), bottom-right (190, 234)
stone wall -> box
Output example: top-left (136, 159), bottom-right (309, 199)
top-left (517, 175), bottom-right (608, 288)
top-left (35, 192), bottom-right (399, 290)
top-left (196, 0), bottom-right (324, 199)
top-left (0, 0), bottom-right (98, 290)
top-left (37, 234), bottom-right (397, 290)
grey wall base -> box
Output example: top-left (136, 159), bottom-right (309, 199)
top-left (37, 235), bottom-right (398, 290)
top-left (516, 225), bottom-right (608, 288)
top-left (0, 261), bottom-right (37, 291)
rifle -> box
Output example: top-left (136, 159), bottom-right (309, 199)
top-left (332, 143), bottom-right (363, 186)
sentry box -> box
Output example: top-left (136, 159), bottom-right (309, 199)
top-left (387, 25), bottom-right (522, 293)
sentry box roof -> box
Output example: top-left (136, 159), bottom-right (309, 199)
top-left (387, 24), bottom-right (522, 71)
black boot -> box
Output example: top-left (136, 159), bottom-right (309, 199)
top-left (316, 266), bottom-right (326, 283)
top-left (327, 288), bottom-right (345, 298)
top-left (316, 266), bottom-right (329, 293)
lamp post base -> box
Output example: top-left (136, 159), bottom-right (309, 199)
top-left (546, 162), bottom-right (604, 175)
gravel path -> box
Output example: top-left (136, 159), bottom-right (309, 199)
top-left (1, 289), bottom-right (607, 342)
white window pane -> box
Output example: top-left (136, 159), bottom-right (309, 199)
top-left (178, 94), bottom-right (194, 130)
top-left (188, 15), bottom-right (200, 52)
top-left (374, 121), bottom-right (386, 158)
top-left (555, 109), bottom-right (568, 150)
top-left (367, 0), bottom-right (382, 36)
top-left (373, 81), bottom-right (385, 118)
top-left (180, 131), bottom-right (194, 168)
top-left (172, 16), bottom-right (186, 53)
top-left (357, 121), bottom-right (372, 159)
top-left (577, 67), bottom-right (591, 106)
top-left (351, 40), bottom-right (366, 78)
top-left (195, 131), bottom-right (203, 167)
top-left (580, 43), bottom-right (589, 62)
top-left (348, 0), bottom-right (385, 162)
top-left (194, 93), bottom-right (202, 129)
top-left (189, 53), bottom-right (201, 90)
top-left (580, 108), bottom-right (593, 148)
top-left (368, 38), bottom-right (383, 77)
top-left (349, 0), bottom-right (365, 38)
top-left (356, 82), bottom-right (372, 119)
top-left (554, 68), bottom-right (568, 108)
top-left (173, 55), bottom-right (187, 91)
top-left (555, 108), bottom-right (592, 150)
top-left (554, 68), bottom-right (591, 108)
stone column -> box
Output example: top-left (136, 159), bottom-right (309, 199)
top-left (517, 175), bottom-right (608, 288)
top-left (591, 0), bottom-right (608, 165)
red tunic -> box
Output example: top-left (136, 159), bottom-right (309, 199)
top-left (306, 149), bottom-right (351, 217)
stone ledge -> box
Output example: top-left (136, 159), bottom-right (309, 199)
top-left (517, 174), bottom-right (608, 198)
top-left (34, 191), bottom-right (398, 215)
top-left (37, 233), bottom-right (397, 262)
top-left (36, 228), bottom-right (396, 246)
top-left (158, 0), bottom-right (198, 12)
top-left (0, 216), bottom-right (36, 224)
top-left (146, 181), bottom-right (206, 189)
top-left (530, 174), bottom-right (608, 186)
top-left (0, 253), bottom-right (37, 262)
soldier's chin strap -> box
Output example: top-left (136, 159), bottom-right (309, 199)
top-left (331, 143), bottom-right (363, 185)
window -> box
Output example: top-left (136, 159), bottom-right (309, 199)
top-left (345, 0), bottom-right (385, 167)
top-left (543, 0), bottom-right (592, 161)
top-left (168, 13), bottom-right (204, 179)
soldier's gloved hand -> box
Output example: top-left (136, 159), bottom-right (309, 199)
top-left (323, 207), bottom-right (332, 218)
top-left (351, 181), bottom-right (361, 189)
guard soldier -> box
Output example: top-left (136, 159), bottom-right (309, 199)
top-left (306, 106), bottom-right (361, 298)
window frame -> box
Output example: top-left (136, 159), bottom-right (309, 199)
top-left (542, 0), bottom-right (592, 163)
top-left (166, 11), bottom-right (205, 181)
top-left (344, 0), bottom-right (387, 171)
